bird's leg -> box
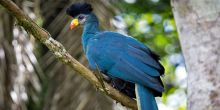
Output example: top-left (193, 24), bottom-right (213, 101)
top-left (111, 78), bottom-right (127, 92)
top-left (113, 83), bottom-right (127, 105)
top-left (94, 63), bottom-right (109, 94)
top-left (119, 83), bottom-right (127, 91)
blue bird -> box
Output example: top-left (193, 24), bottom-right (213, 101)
top-left (66, 3), bottom-right (164, 110)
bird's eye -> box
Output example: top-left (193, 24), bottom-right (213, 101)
top-left (78, 15), bottom-right (84, 20)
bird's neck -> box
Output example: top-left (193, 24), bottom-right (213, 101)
top-left (82, 13), bottom-right (100, 52)
top-left (83, 14), bottom-right (100, 33)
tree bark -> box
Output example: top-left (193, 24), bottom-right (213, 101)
top-left (171, 0), bottom-right (220, 110)
top-left (0, 0), bottom-right (137, 109)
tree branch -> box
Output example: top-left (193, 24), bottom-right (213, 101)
top-left (0, 0), bottom-right (137, 109)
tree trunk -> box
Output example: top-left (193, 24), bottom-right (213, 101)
top-left (171, 0), bottom-right (220, 110)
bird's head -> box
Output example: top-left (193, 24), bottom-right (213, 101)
top-left (66, 3), bottom-right (93, 30)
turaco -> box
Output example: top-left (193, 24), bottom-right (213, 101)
top-left (66, 3), bottom-right (164, 110)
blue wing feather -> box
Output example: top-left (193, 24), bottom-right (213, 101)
top-left (127, 44), bottom-right (162, 76)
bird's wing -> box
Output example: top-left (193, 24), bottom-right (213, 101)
top-left (94, 32), bottom-right (164, 76)
top-left (87, 32), bottom-right (164, 92)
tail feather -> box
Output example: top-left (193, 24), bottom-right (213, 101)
top-left (135, 84), bottom-right (158, 110)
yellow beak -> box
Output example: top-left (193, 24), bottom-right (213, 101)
top-left (70, 19), bottom-right (79, 30)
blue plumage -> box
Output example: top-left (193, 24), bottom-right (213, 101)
top-left (136, 84), bottom-right (158, 110)
top-left (66, 3), bottom-right (164, 110)
top-left (86, 31), bottom-right (163, 91)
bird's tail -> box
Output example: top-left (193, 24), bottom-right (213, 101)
top-left (135, 84), bottom-right (158, 110)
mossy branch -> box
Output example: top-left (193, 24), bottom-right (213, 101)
top-left (0, 0), bottom-right (137, 109)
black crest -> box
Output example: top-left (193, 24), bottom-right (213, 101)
top-left (66, 3), bottom-right (93, 18)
